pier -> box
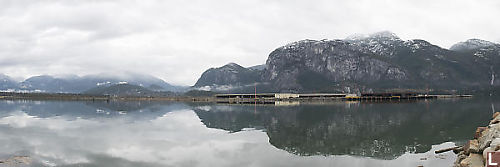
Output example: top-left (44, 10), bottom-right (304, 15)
top-left (214, 92), bottom-right (472, 104)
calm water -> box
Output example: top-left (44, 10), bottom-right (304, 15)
top-left (0, 98), bottom-right (498, 167)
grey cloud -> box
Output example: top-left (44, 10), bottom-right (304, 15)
top-left (0, 0), bottom-right (499, 85)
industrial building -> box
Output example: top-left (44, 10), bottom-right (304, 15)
top-left (215, 93), bottom-right (348, 99)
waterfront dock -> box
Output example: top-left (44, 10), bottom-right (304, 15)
top-left (214, 92), bottom-right (472, 104)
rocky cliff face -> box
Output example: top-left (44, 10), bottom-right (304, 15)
top-left (194, 63), bottom-right (262, 91)
top-left (262, 38), bottom-right (408, 92)
top-left (264, 33), bottom-right (499, 92)
top-left (195, 32), bottom-right (500, 93)
top-left (450, 39), bottom-right (500, 88)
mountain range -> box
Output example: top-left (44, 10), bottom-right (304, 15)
top-left (194, 31), bottom-right (500, 94)
top-left (0, 73), bottom-right (187, 93)
top-left (1, 31), bottom-right (499, 95)
top-left (83, 83), bottom-right (176, 96)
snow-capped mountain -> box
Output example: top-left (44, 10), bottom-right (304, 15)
top-left (450, 39), bottom-right (500, 61)
top-left (0, 74), bottom-right (18, 91)
top-left (195, 31), bottom-right (500, 93)
top-left (194, 63), bottom-right (262, 91)
top-left (345, 31), bottom-right (405, 57)
top-left (450, 39), bottom-right (500, 52)
top-left (1, 73), bottom-right (187, 93)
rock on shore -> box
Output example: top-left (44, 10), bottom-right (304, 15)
top-left (454, 112), bottom-right (500, 167)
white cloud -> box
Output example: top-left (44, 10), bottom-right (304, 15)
top-left (0, 0), bottom-right (499, 85)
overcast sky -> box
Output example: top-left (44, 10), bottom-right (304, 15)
top-left (0, 0), bottom-right (499, 85)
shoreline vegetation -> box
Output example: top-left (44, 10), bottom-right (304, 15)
top-left (0, 92), bottom-right (213, 102)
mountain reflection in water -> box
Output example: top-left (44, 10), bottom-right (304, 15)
top-left (194, 100), bottom-right (493, 159)
top-left (0, 98), bottom-right (497, 167)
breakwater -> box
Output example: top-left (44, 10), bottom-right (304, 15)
top-left (453, 112), bottom-right (500, 167)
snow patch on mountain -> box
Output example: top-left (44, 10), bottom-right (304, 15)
top-left (450, 39), bottom-right (500, 51)
top-left (346, 31), bottom-right (404, 56)
top-left (346, 31), bottom-right (401, 41)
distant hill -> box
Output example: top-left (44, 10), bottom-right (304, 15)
top-left (0, 74), bottom-right (18, 90)
top-left (0, 73), bottom-right (187, 93)
top-left (147, 84), bottom-right (166, 91)
top-left (183, 90), bottom-right (216, 97)
top-left (82, 83), bottom-right (174, 97)
top-left (194, 31), bottom-right (500, 94)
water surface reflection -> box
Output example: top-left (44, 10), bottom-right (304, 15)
top-left (0, 98), bottom-right (496, 167)
top-left (193, 99), bottom-right (494, 159)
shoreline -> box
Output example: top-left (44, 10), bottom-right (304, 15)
top-left (0, 92), bottom-right (475, 103)
top-left (449, 112), bottom-right (500, 167)
top-left (0, 92), bottom-right (213, 102)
